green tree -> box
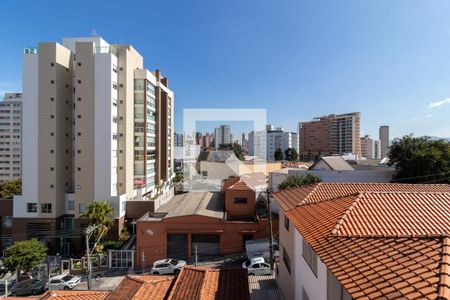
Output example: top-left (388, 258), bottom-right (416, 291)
top-left (2, 239), bottom-right (47, 277)
top-left (81, 201), bottom-right (115, 239)
top-left (219, 142), bottom-right (245, 160)
top-left (274, 148), bottom-right (283, 161)
top-left (173, 172), bottom-right (184, 183)
top-left (0, 179), bottom-right (22, 198)
top-left (278, 173), bottom-right (322, 190)
top-left (284, 148), bottom-right (299, 161)
top-left (388, 135), bottom-right (450, 183)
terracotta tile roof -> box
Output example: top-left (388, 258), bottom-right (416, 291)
top-left (40, 290), bottom-right (111, 300)
top-left (168, 266), bottom-right (250, 300)
top-left (273, 182), bottom-right (450, 211)
top-left (227, 180), bottom-right (253, 191)
top-left (281, 183), bottom-right (450, 299)
top-left (106, 275), bottom-right (174, 300)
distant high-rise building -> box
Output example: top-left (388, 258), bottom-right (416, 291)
top-left (248, 130), bottom-right (266, 159)
top-left (0, 93), bottom-right (22, 181)
top-left (374, 140), bottom-right (381, 160)
top-left (214, 125), bottom-right (231, 148)
top-left (15, 37), bottom-right (174, 254)
top-left (241, 133), bottom-right (248, 153)
top-left (360, 135), bottom-right (374, 159)
top-left (379, 125), bottom-right (389, 158)
top-left (299, 112), bottom-right (361, 159)
top-left (174, 132), bottom-right (184, 147)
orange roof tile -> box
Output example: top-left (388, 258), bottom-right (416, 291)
top-left (273, 182), bottom-right (450, 211)
top-left (227, 181), bottom-right (253, 191)
top-left (40, 290), bottom-right (111, 300)
top-left (168, 266), bottom-right (250, 300)
top-left (279, 183), bottom-right (450, 300)
top-left (106, 275), bottom-right (174, 300)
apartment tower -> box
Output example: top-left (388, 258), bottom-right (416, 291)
top-left (299, 112), bottom-right (361, 159)
top-left (214, 125), bottom-right (231, 148)
top-left (0, 93), bottom-right (22, 181)
top-left (14, 37), bottom-right (174, 255)
top-left (379, 125), bottom-right (389, 158)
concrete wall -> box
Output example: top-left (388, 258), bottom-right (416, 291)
top-left (277, 209), bottom-right (297, 300)
top-left (225, 189), bottom-right (256, 217)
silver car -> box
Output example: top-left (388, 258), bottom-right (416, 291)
top-left (150, 258), bottom-right (186, 275)
top-left (246, 262), bottom-right (272, 276)
top-left (49, 274), bottom-right (81, 290)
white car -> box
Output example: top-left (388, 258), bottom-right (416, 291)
top-left (151, 258), bottom-right (186, 275)
top-left (242, 256), bottom-right (265, 269)
top-left (48, 274), bottom-right (81, 290)
top-left (246, 261), bottom-right (272, 276)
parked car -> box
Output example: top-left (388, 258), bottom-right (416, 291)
top-left (0, 280), bottom-right (14, 296)
top-left (242, 256), bottom-right (265, 269)
top-left (151, 258), bottom-right (186, 275)
top-left (10, 278), bottom-right (48, 296)
top-left (49, 274), bottom-right (81, 290)
top-left (246, 261), bottom-right (272, 276)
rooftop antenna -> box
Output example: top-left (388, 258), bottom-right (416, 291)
top-left (90, 28), bottom-right (99, 37)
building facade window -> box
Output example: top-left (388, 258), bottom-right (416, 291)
top-left (303, 239), bottom-right (318, 276)
top-left (233, 197), bottom-right (248, 204)
top-left (41, 203), bottom-right (52, 213)
top-left (284, 215), bottom-right (290, 231)
top-left (68, 200), bottom-right (75, 211)
top-left (27, 203), bottom-right (37, 213)
top-left (283, 246), bottom-right (291, 273)
top-left (79, 203), bottom-right (86, 213)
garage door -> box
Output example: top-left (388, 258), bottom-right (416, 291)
top-left (192, 234), bottom-right (220, 257)
top-left (167, 234), bottom-right (188, 259)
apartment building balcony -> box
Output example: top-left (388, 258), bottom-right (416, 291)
top-left (23, 47), bottom-right (38, 54)
top-left (94, 46), bottom-right (117, 56)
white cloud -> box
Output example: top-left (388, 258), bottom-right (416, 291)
top-left (428, 98), bottom-right (450, 109)
top-left (412, 114), bottom-right (433, 121)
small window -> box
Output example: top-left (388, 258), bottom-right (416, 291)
top-left (77, 167), bottom-right (81, 171)
top-left (50, 115), bottom-right (54, 119)
top-left (77, 150), bottom-right (81, 154)
top-left (284, 215), bottom-right (290, 231)
top-left (65, 84), bottom-right (69, 88)
top-left (79, 203), bottom-right (86, 213)
top-left (202, 171), bottom-right (208, 176)
top-left (233, 197), bottom-right (247, 204)
top-left (41, 203), bottom-right (52, 213)
top-left (77, 115), bottom-right (81, 119)
top-left (50, 167), bottom-right (54, 171)
top-left (50, 184), bottom-right (54, 188)
top-left (50, 97), bottom-right (54, 102)
top-left (51, 80), bottom-right (55, 84)
top-left (77, 80), bottom-right (81, 84)
top-left (27, 203), bottom-right (37, 213)
top-left (50, 150), bottom-right (54, 153)
top-left (303, 239), bottom-right (318, 276)
top-left (50, 132), bottom-right (54, 136)
top-left (68, 200), bottom-right (75, 211)
top-left (283, 247), bottom-right (291, 273)
top-left (77, 97), bottom-right (81, 102)
top-left (77, 132), bottom-right (81, 136)
top-left (77, 62), bottom-right (82, 67)
top-left (50, 63), bottom-right (54, 67)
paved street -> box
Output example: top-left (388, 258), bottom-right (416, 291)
top-left (249, 274), bottom-right (283, 300)
top-left (73, 275), bottom-right (125, 291)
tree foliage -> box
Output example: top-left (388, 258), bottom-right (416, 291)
top-left (2, 239), bottom-right (47, 276)
top-left (284, 148), bottom-right (299, 161)
top-left (173, 172), bottom-right (184, 183)
top-left (278, 173), bottom-right (322, 190)
top-left (274, 148), bottom-right (283, 161)
top-left (388, 135), bottom-right (450, 183)
top-left (0, 179), bottom-right (22, 199)
top-left (81, 201), bottom-right (115, 239)
top-left (219, 142), bottom-right (245, 160)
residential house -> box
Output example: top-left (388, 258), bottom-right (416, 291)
top-left (273, 182), bottom-right (450, 300)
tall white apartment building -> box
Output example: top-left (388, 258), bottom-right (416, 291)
top-left (214, 125), bottom-right (231, 148)
top-left (379, 125), bottom-right (390, 158)
top-left (360, 135), bottom-right (374, 159)
top-left (0, 93), bottom-right (22, 181)
top-left (282, 132), bottom-right (298, 152)
top-left (14, 37), bottom-right (174, 254)
top-left (248, 130), bottom-right (267, 159)
top-left (267, 127), bottom-right (284, 160)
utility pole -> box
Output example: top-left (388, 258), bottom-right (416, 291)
top-left (141, 251), bottom-right (145, 274)
top-left (267, 187), bottom-right (274, 271)
top-left (5, 279), bottom-right (8, 297)
top-left (47, 255), bottom-right (51, 284)
top-left (195, 245), bottom-right (198, 267)
top-left (84, 225), bottom-right (98, 291)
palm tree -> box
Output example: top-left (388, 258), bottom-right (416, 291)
top-left (81, 201), bottom-right (114, 239)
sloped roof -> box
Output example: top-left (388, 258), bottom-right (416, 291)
top-left (311, 156), bottom-right (354, 171)
top-left (227, 172), bottom-right (267, 192)
top-left (167, 266), bottom-right (250, 300)
top-left (40, 291), bottom-right (111, 300)
top-left (282, 186), bottom-right (450, 300)
top-left (273, 182), bottom-right (450, 211)
top-left (106, 275), bottom-right (174, 300)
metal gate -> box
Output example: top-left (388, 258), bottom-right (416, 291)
top-left (167, 234), bottom-right (188, 259)
top-left (109, 250), bottom-right (134, 269)
top-left (192, 234), bottom-right (220, 257)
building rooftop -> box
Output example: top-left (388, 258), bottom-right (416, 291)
top-left (310, 156), bottom-right (354, 171)
top-left (273, 182), bottom-right (450, 211)
top-left (142, 192), bottom-right (225, 220)
top-left (274, 183), bottom-right (450, 300)
top-left (227, 172), bottom-right (267, 192)
top-left (40, 290), bottom-right (111, 300)
top-left (167, 266), bottom-right (250, 300)
top-left (106, 275), bottom-right (174, 300)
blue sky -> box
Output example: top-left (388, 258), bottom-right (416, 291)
top-left (1, 0), bottom-right (450, 139)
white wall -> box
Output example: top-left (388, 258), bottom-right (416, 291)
top-left (14, 54), bottom-right (39, 218)
top-left (94, 53), bottom-right (118, 200)
top-left (295, 230), bottom-right (328, 300)
top-left (287, 169), bottom-right (395, 183)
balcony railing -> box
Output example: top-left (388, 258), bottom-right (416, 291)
top-left (24, 47), bottom-right (38, 54)
top-left (94, 46), bottom-right (117, 56)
